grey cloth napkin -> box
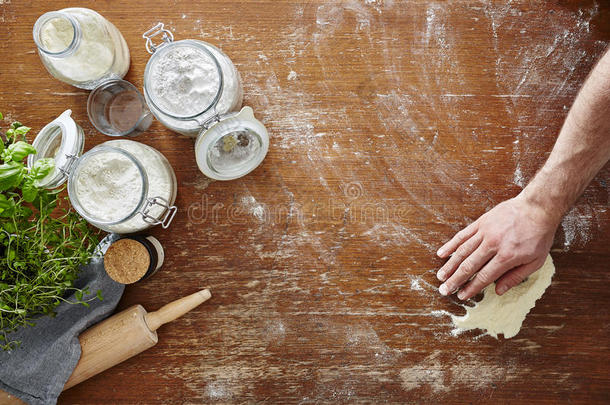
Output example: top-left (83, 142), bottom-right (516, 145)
top-left (0, 256), bottom-right (124, 405)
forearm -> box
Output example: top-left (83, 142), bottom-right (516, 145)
top-left (436, 49), bottom-right (610, 299)
top-left (522, 47), bottom-right (610, 222)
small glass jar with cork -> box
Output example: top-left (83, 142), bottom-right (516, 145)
top-left (102, 235), bottom-right (165, 284)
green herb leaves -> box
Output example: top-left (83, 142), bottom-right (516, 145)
top-left (0, 123), bottom-right (33, 192)
top-left (0, 161), bottom-right (25, 191)
top-left (6, 141), bottom-right (36, 162)
top-left (29, 158), bottom-right (54, 180)
top-left (22, 158), bottom-right (54, 202)
top-left (0, 194), bottom-right (14, 217)
top-left (0, 114), bottom-right (99, 350)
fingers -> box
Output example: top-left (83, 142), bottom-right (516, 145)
top-left (436, 220), bottom-right (479, 259)
top-left (436, 232), bottom-right (483, 283)
top-left (494, 259), bottom-right (545, 296)
top-left (438, 242), bottom-right (495, 296)
top-left (455, 255), bottom-right (517, 300)
top-left (436, 232), bottom-right (483, 290)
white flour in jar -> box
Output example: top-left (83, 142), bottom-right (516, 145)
top-left (74, 151), bottom-right (142, 223)
top-left (148, 43), bottom-right (242, 136)
top-left (73, 140), bottom-right (175, 233)
top-left (38, 9), bottom-right (123, 84)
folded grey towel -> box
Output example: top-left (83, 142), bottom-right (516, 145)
top-left (0, 254), bottom-right (124, 405)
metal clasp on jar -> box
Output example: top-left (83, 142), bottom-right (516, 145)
top-left (140, 196), bottom-right (178, 229)
top-left (142, 22), bottom-right (174, 54)
top-left (200, 113), bottom-right (222, 131)
top-left (58, 153), bottom-right (79, 175)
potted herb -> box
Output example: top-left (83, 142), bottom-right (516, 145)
top-left (0, 113), bottom-right (100, 350)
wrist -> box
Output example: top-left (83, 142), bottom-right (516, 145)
top-left (518, 174), bottom-right (566, 227)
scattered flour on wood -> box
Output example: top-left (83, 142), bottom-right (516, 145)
top-left (399, 351), bottom-right (448, 393)
top-left (240, 195), bottom-right (267, 222)
top-left (363, 223), bottom-right (437, 253)
top-left (561, 205), bottom-right (593, 249)
top-left (287, 70), bottom-right (297, 81)
top-left (410, 278), bottom-right (424, 291)
top-left (263, 319), bottom-right (286, 344)
top-left (450, 354), bottom-right (517, 390)
top-left (513, 163), bottom-right (525, 187)
top-left (204, 381), bottom-right (233, 400)
top-left (345, 322), bottom-right (401, 364)
top-left (400, 351), bottom-right (517, 393)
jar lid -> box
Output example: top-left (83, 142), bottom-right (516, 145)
top-left (142, 28), bottom-right (223, 120)
top-left (102, 235), bottom-right (164, 284)
top-left (195, 106), bottom-right (269, 180)
top-left (27, 109), bottom-right (85, 188)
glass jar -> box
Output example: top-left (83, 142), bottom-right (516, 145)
top-left (141, 23), bottom-right (269, 181)
top-left (28, 110), bottom-right (177, 234)
top-left (142, 23), bottom-right (243, 137)
top-left (33, 8), bottom-right (130, 90)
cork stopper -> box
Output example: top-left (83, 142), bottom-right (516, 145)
top-left (103, 238), bottom-right (151, 284)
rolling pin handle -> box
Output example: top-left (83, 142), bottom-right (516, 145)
top-left (144, 289), bottom-right (211, 332)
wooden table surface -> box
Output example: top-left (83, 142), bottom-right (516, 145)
top-left (1, 0), bottom-right (609, 403)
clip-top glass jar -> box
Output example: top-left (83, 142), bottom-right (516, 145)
top-left (27, 110), bottom-right (178, 234)
top-left (141, 23), bottom-right (269, 181)
top-left (142, 23), bottom-right (243, 137)
top-left (33, 8), bottom-right (130, 90)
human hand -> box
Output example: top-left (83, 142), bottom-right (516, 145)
top-left (436, 194), bottom-right (560, 300)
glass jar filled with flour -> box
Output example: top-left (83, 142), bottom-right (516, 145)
top-left (33, 8), bottom-right (130, 89)
top-left (141, 23), bottom-right (269, 180)
top-left (27, 110), bottom-right (178, 234)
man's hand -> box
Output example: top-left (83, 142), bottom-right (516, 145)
top-left (435, 47), bottom-right (610, 301)
top-left (436, 194), bottom-right (560, 300)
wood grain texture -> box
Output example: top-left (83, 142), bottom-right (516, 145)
top-left (1, 0), bottom-right (609, 403)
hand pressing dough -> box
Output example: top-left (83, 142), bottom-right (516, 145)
top-left (451, 254), bottom-right (555, 339)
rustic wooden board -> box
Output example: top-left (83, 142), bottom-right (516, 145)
top-left (1, 0), bottom-right (609, 403)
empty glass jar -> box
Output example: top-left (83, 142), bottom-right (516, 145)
top-left (87, 79), bottom-right (153, 137)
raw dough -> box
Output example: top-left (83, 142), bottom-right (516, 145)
top-left (451, 254), bottom-right (555, 339)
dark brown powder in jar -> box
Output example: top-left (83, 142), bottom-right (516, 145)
top-left (103, 238), bottom-right (150, 284)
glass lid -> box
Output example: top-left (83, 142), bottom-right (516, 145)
top-left (195, 107), bottom-right (269, 181)
top-left (27, 109), bottom-right (85, 189)
top-left (143, 38), bottom-right (224, 120)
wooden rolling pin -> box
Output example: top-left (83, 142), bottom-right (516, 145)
top-left (0, 289), bottom-right (211, 405)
